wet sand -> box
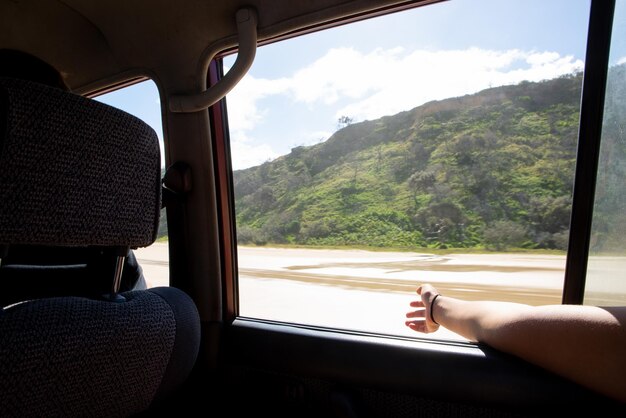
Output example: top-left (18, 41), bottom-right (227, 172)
top-left (135, 244), bottom-right (577, 341)
top-left (234, 247), bottom-right (569, 340)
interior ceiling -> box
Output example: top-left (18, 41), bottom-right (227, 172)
top-left (0, 0), bottom-right (436, 93)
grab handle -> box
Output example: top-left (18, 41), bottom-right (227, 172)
top-left (169, 7), bottom-right (257, 113)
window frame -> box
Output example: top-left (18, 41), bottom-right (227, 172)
top-left (563, 0), bottom-right (616, 304)
top-left (206, 1), bottom-right (626, 411)
top-left (210, 0), bottom-right (617, 325)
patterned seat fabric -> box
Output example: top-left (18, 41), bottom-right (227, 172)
top-left (0, 77), bottom-right (200, 418)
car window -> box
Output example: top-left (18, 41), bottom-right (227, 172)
top-left (585, 0), bottom-right (626, 306)
top-left (224, 0), bottom-right (591, 341)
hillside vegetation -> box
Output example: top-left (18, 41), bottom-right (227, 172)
top-left (233, 73), bottom-right (586, 251)
top-left (234, 75), bottom-right (581, 249)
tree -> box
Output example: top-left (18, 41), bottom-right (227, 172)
top-left (483, 220), bottom-right (527, 251)
top-left (337, 115), bottom-right (354, 130)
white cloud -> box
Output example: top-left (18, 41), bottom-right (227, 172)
top-left (229, 131), bottom-right (281, 170)
top-left (226, 46), bottom-right (584, 169)
top-left (617, 56), bottom-right (626, 65)
top-left (226, 75), bottom-right (290, 131)
top-left (225, 74), bottom-right (291, 169)
top-left (334, 48), bottom-right (583, 121)
top-left (287, 47), bottom-right (402, 104)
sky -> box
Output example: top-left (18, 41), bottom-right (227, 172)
top-left (96, 0), bottom-right (626, 170)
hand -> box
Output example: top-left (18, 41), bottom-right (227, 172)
top-left (405, 284), bottom-right (441, 333)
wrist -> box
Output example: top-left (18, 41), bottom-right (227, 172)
top-left (430, 294), bottom-right (441, 325)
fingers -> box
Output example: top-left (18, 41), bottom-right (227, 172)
top-left (407, 284), bottom-right (440, 334)
top-left (406, 309), bottom-right (426, 319)
top-left (405, 320), bottom-right (427, 333)
top-left (417, 283), bottom-right (439, 298)
top-left (405, 319), bottom-right (437, 333)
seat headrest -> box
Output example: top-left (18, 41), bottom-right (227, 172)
top-left (0, 77), bottom-right (161, 248)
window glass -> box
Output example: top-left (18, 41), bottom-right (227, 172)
top-left (225, 0), bottom-right (590, 340)
top-left (95, 80), bottom-right (169, 288)
top-left (585, 0), bottom-right (626, 306)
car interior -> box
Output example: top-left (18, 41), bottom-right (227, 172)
top-left (0, 74), bottom-right (200, 416)
top-left (1, 0), bottom-right (626, 417)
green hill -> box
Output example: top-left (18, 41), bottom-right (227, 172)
top-left (153, 64), bottom-right (625, 252)
top-left (234, 73), bottom-right (586, 251)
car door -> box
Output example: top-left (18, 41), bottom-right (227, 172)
top-left (161, 0), bottom-right (626, 416)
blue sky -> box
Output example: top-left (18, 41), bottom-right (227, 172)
top-left (96, 0), bottom-right (626, 170)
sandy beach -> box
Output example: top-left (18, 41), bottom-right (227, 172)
top-left (136, 244), bottom-right (599, 341)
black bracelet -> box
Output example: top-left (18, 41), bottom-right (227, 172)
top-left (430, 294), bottom-right (440, 325)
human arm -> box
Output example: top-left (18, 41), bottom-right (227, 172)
top-left (405, 284), bottom-right (626, 403)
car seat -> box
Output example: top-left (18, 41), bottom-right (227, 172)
top-left (0, 76), bottom-right (201, 417)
